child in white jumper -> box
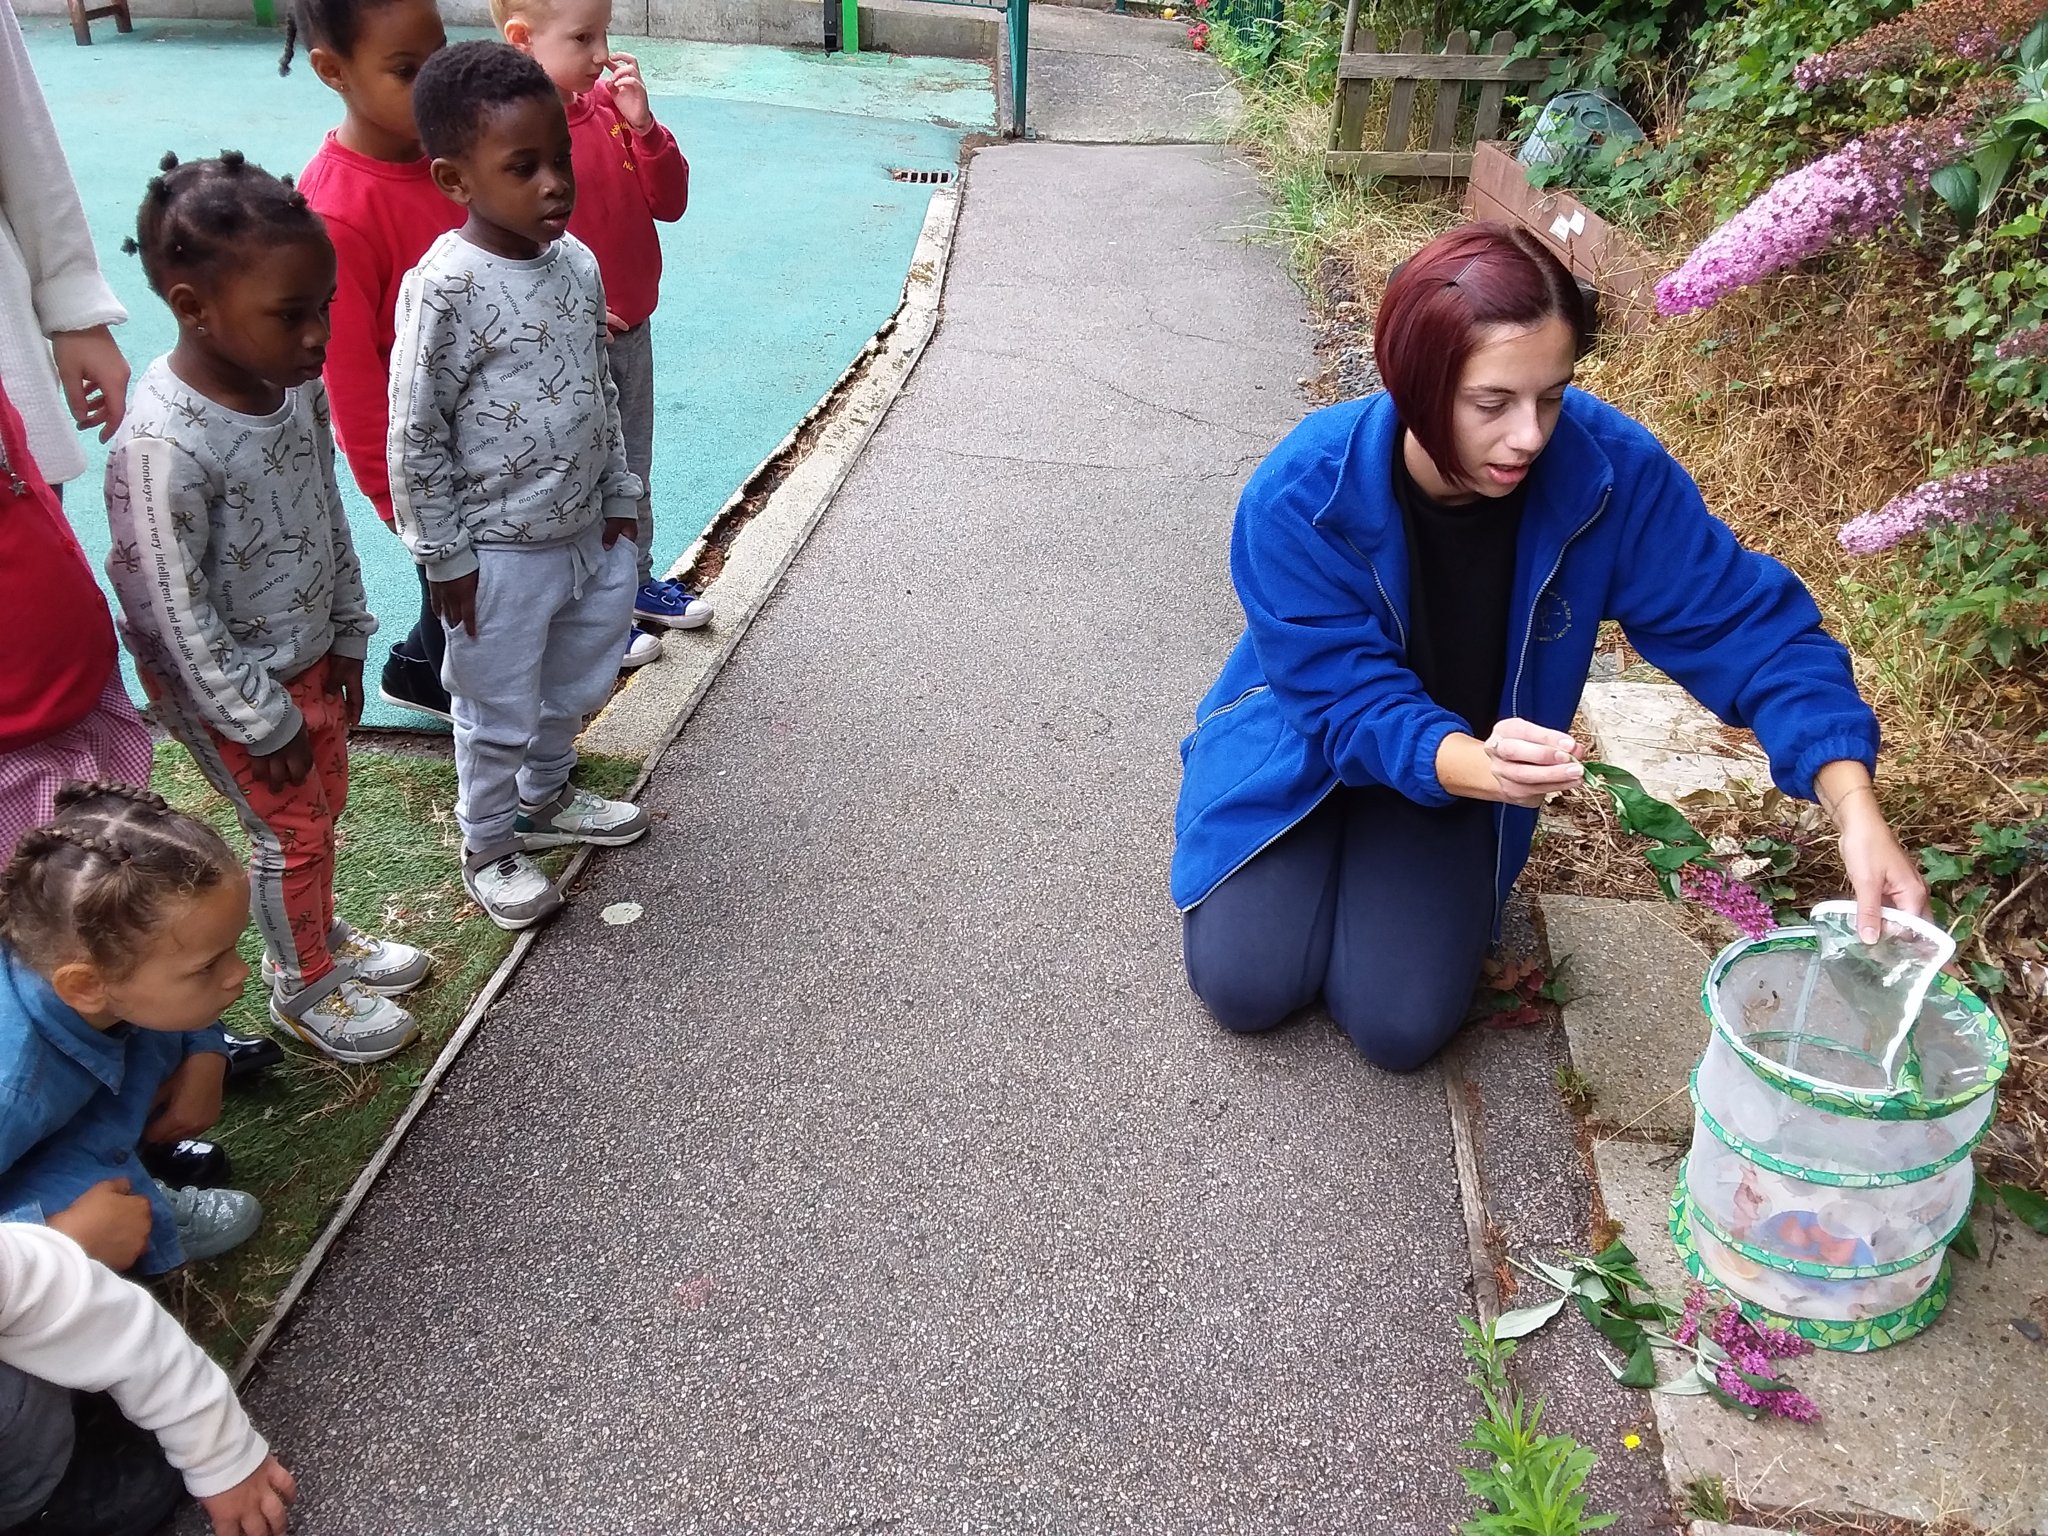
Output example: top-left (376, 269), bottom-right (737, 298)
top-left (0, 1222), bottom-right (295, 1535)
top-left (391, 40), bottom-right (651, 931)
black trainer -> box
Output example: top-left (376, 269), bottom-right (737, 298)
top-left (377, 651), bottom-right (454, 724)
top-left (139, 1139), bottom-right (231, 1189)
top-left (221, 1031), bottom-right (283, 1083)
top-left (0, 1397), bottom-right (183, 1536)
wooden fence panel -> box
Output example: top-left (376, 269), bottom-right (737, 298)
top-left (1381, 28), bottom-right (1426, 152)
top-left (1332, 31), bottom-right (1375, 151)
top-left (1471, 29), bottom-right (1519, 143)
top-left (1326, 28), bottom-right (1552, 182)
top-left (1425, 29), bottom-right (1470, 155)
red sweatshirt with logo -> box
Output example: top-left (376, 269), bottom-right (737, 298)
top-left (0, 382), bottom-right (117, 751)
top-left (298, 134), bottom-right (463, 527)
top-left (566, 80), bottom-right (689, 330)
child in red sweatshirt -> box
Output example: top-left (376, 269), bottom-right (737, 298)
top-left (498, 0), bottom-right (713, 636)
top-left (282, 0), bottom-right (461, 722)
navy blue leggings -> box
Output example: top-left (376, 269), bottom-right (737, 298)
top-left (1181, 788), bottom-right (1497, 1072)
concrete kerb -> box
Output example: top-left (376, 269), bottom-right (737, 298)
top-left (230, 180), bottom-right (963, 1388)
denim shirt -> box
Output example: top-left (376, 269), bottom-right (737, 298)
top-left (0, 945), bottom-right (229, 1274)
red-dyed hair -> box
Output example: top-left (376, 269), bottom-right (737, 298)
top-left (1373, 222), bottom-right (1592, 490)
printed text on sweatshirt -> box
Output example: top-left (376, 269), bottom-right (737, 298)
top-left (104, 359), bottom-right (376, 757)
top-left (388, 231), bottom-right (641, 582)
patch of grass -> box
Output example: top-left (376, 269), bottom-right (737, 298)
top-left (149, 742), bottom-right (641, 1359)
top-left (1555, 1062), bottom-right (1595, 1117)
top-left (1214, 17), bottom-right (1461, 289)
top-left (1682, 1473), bottom-right (1731, 1523)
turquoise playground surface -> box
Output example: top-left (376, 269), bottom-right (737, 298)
top-left (26, 19), bottom-right (986, 727)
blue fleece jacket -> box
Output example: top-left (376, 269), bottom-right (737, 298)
top-left (1171, 389), bottom-right (1879, 914)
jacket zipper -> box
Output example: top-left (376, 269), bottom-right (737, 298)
top-left (1491, 486), bottom-right (1613, 925)
top-left (1190, 683), bottom-right (1267, 735)
top-left (1183, 785), bottom-right (1338, 913)
top-left (1338, 532), bottom-right (1407, 650)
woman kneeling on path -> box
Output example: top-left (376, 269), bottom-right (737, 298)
top-left (1172, 221), bottom-right (1928, 1074)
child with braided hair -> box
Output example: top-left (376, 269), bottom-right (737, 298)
top-left (0, 782), bottom-right (258, 1273)
top-left (0, 782), bottom-right (298, 1536)
top-left (103, 151), bottom-right (429, 1066)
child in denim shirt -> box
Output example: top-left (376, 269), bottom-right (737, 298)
top-left (0, 784), bottom-right (262, 1274)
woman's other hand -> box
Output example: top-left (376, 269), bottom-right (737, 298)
top-left (1817, 760), bottom-right (1929, 942)
top-left (1436, 718), bottom-right (1586, 808)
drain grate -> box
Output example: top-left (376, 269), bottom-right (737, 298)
top-left (888, 167), bottom-right (956, 185)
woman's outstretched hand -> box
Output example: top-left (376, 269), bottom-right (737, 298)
top-left (1437, 718), bottom-right (1587, 808)
top-left (1817, 760), bottom-right (1929, 942)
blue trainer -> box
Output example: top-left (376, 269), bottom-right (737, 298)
top-left (634, 577), bottom-right (713, 631)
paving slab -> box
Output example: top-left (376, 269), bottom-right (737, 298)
top-left (1596, 1139), bottom-right (2048, 1532)
top-left (1539, 895), bottom-right (1712, 1139)
top-left (1578, 676), bottom-right (1768, 804)
top-left (1024, 7), bottom-right (1243, 142)
top-left (225, 144), bottom-right (1514, 1532)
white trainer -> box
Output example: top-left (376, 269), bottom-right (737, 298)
top-left (462, 847), bottom-right (563, 930)
top-left (263, 921), bottom-right (433, 997)
top-left (270, 974), bottom-right (420, 1064)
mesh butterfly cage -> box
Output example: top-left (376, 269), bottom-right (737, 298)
top-left (1669, 904), bottom-right (2007, 1351)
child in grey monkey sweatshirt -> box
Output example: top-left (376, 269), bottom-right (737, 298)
top-left (390, 41), bottom-right (658, 931)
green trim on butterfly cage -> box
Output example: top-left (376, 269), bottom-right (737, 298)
top-left (1670, 1181), bottom-right (1953, 1351)
top-left (1685, 1183), bottom-right (1968, 1280)
top-left (1702, 933), bottom-right (2008, 1122)
top-left (1688, 1071), bottom-right (1990, 1188)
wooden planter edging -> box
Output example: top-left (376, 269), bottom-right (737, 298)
top-left (1463, 140), bottom-right (1659, 331)
top-left (1326, 22), bottom-right (1556, 182)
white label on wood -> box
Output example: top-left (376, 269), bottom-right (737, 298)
top-left (1549, 213), bottom-right (1573, 241)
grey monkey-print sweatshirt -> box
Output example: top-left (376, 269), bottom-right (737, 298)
top-left (386, 231), bottom-right (642, 583)
top-left (104, 360), bottom-right (375, 757)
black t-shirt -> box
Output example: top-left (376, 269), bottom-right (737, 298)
top-left (1391, 439), bottom-right (1525, 738)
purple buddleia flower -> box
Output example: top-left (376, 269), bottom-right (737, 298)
top-left (1655, 115), bottom-right (1973, 317)
top-left (1839, 456), bottom-right (2048, 553)
top-left (1795, 0), bottom-right (2042, 86)
top-left (1995, 322), bottom-right (2048, 360)
top-left (1677, 864), bottom-right (1776, 939)
top-left (1707, 1302), bottom-right (1821, 1421)
top-left (1673, 1283), bottom-right (1712, 1346)
top-left (1710, 1303), bottom-right (1812, 1361)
